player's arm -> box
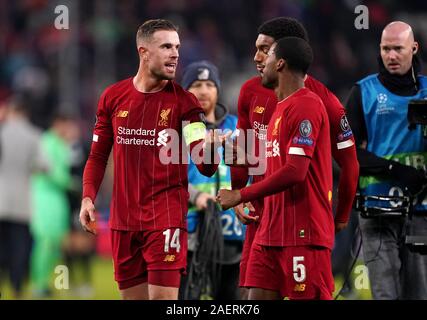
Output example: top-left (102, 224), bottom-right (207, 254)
top-left (241, 155), bottom-right (310, 203)
top-left (323, 87), bottom-right (359, 232)
top-left (230, 86), bottom-right (251, 189)
top-left (229, 85), bottom-right (260, 223)
top-left (80, 90), bottom-right (114, 234)
top-left (218, 98), bottom-right (322, 209)
top-left (182, 92), bottom-right (223, 177)
top-left (183, 120), bottom-right (224, 177)
top-left (346, 85), bottom-right (426, 196)
top-left (218, 152), bottom-right (311, 209)
top-left (332, 147), bottom-right (359, 232)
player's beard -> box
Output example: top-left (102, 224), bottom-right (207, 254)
top-left (261, 73), bottom-right (277, 89)
top-left (152, 67), bottom-right (175, 81)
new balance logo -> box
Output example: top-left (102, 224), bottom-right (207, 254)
top-left (164, 254), bottom-right (176, 262)
top-left (117, 110), bottom-right (128, 118)
top-left (294, 284), bottom-right (306, 292)
top-left (254, 106), bottom-right (265, 114)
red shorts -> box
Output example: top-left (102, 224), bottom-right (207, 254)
top-left (245, 243), bottom-right (334, 300)
top-left (111, 228), bottom-right (187, 290)
top-left (239, 220), bottom-right (258, 287)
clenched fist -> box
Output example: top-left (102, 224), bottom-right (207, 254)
top-left (79, 197), bottom-right (97, 235)
top-left (216, 189), bottom-right (242, 210)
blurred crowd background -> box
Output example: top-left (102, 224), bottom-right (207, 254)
top-left (0, 0), bottom-right (427, 299)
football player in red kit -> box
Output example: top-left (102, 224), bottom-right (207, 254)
top-left (229, 17), bottom-right (359, 298)
top-left (79, 19), bottom-right (223, 300)
top-left (219, 37), bottom-right (335, 300)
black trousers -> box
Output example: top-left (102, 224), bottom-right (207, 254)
top-left (0, 220), bottom-right (32, 295)
top-left (179, 250), bottom-right (240, 300)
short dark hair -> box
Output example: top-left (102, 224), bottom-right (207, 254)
top-left (274, 37), bottom-right (313, 75)
top-left (136, 19), bottom-right (178, 46)
top-left (258, 17), bottom-right (309, 42)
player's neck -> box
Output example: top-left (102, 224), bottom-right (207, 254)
top-left (133, 68), bottom-right (168, 93)
top-left (276, 74), bottom-right (305, 101)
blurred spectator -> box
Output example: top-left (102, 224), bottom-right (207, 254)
top-left (0, 89), bottom-right (10, 123)
top-left (0, 94), bottom-right (48, 299)
top-left (1, 0), bottom-right (426, 120)
top-left (30, 114), bottom-right (78, 298)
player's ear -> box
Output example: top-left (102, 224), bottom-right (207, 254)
top-left (412, 42), bottom-right (419, 55)
top-left (276, 58), bottom-right (285, 72)
top-left (138, 46), bottom-right (149, 61)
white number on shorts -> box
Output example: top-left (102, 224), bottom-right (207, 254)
top-left (293, 256), bottom-right (306, 282)
top-left (162, 228), bottom-right (181, 253)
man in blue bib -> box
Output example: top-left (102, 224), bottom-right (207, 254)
top-left (179, 61), bottom-right (244, 300)
top-left (346, 21), bottom-right (427, 299)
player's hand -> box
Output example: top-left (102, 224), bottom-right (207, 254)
top-left (223, 138), bottom-right (248, 167)
top-left (216, 189), bottom-right (242, 210)
top-left (205, 129), bottom-right (231, 151)
top-left (79, 197), bottom-right (97, 235)
top-left (195, 192), bottom-right (217, 210)
top-left (335, 221), bottom-right (348, 234)
top-left (233, 202), bottom-right (258, 225)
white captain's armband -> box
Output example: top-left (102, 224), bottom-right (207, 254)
top-left (183, 122), bottom-right (206, 146)
top-left (92, 134), bottom-right (99, 142)
top-left (337, 140), bottom-right (354, 150)
top-left (288, 147), bottom-right (306, 156)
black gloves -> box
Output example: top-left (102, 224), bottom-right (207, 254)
top-left (388, 161), bottom-right (427, 196)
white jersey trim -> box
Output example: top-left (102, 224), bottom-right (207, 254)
top-left (337, 139), bottom-right (354, 150)
top-left (288, 147), bottom-right (306, 156)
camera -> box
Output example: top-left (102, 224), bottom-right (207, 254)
top-left (355, 193), bottom-right (411, 218)
top-left (356, 100), bottom-right (427, 247)
top-left (355, 193), bottom-right (427, 248)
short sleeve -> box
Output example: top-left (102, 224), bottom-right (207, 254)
top-left (236, 85), bottom-right (252, 132)
top-left (180, 90), bottom-right (206, 145)
top-left (323, 91), bottom-right (355, 151)
top-left (286, 97), bottom-right (326, 159)
top-left (92, 89), bottom-right (114, 144)
top-left (180, 90), bottom-right (205, 124)
top-left (309, 77), bottom-right (355, 151)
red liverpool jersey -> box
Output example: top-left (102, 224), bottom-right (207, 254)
top-left (234, 76), bottom-right (277, 185)
top-left (83, 78), bottom-right (205, 231)
top-left (255, 88), bottom-right (334, 249)
top-left (232, 75), bottom-right (355, 220)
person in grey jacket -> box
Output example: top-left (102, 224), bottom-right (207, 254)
top-left (0, 95), bottom-right (49, 298)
